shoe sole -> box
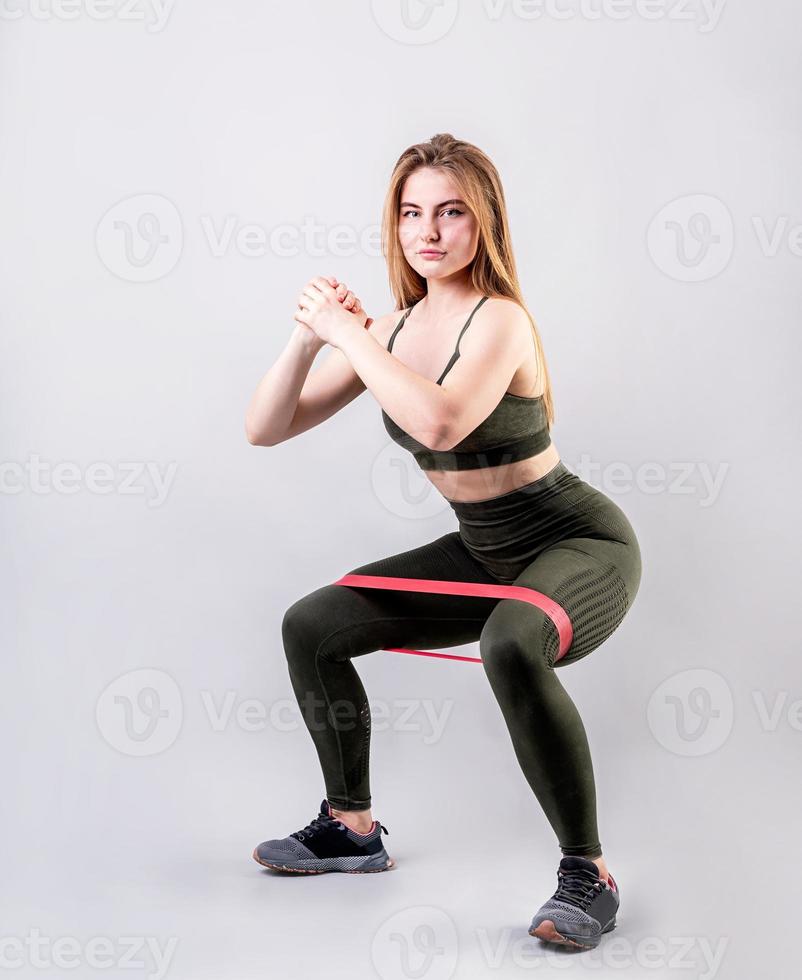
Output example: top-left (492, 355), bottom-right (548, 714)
top-left (529, 917), bottom-right (616, 949)
top-left (252, 848), bottom-right (395, 874)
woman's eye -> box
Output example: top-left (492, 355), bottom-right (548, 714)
top-left (401, 209), bottom-right (464, 218)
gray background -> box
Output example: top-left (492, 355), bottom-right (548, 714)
top-left (2, 1), bottom-right (800, 978)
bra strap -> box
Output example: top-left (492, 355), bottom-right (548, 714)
top-left (436, 295), bottom-right (489, 385)
top-left (386, 298), bottom-right (422, 352)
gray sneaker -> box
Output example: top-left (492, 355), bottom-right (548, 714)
top-left (253, 799), bottom-right (394, 874)
top-left (529, 856), bottom-right (619, 949)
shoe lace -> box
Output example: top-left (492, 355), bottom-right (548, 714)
top-left (290, 811), bottom-right (389, 842)
top-left (290, 813), bottom-right (340, 842)
top-left (554, 867), bottom-right (604, 910)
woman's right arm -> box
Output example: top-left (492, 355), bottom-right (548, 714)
top-left (245, 316), bottom-right (391, 447)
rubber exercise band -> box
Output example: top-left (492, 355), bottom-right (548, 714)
top-left (332, 574), bottom-right (573, 663)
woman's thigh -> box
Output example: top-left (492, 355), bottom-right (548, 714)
top-left (480, 535), bottom-right (642, 671)
top-left (282, 531), bottom-right (503, 663)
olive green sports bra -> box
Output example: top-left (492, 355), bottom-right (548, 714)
top-left (381, 295), bottom-right (551, 471)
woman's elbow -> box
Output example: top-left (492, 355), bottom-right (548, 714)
top-left (416, 417), bottom-right (454, 452)
top-left (245, 421), bottom-right (276, 447)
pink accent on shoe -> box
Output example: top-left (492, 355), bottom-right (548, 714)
top-left (331, 812), bottom-right (377, 837)
top-left (348, 821), bottom-right (378, 837)
top-left (326, 800), bottom-right (376, 834)
top-left (607, 872), bottom-right (618, 892)
top-left (333, 574), bottom-right (573, 661)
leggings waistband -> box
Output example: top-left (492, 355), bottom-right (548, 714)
top-left (445, 461), bottom-right (639, 584)
top-left (447, 461), bottom-right (575, 518)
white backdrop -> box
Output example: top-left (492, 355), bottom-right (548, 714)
top-left (2, 1), bottom-right (800, 978)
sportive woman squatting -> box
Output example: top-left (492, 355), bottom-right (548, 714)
top-left (246, 134), bottom-right (642, 950)
top-left (245, 134), bottom-right (642, 950)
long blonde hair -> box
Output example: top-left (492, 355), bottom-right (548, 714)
top-left (380, 132), bottom-right (555, 426)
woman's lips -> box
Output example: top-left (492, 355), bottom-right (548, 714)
top-left (419, 251), bottom-right (445, 258)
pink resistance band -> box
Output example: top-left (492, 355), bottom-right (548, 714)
top-left (332, 574), bottom-right (573, 664)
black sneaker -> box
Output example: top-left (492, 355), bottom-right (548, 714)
top-left (253, 799), bottom-right (394, 874)
top-left (529, 856), bottom-right (619, 949)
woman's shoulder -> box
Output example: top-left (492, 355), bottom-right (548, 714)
top-left (481, 294), bottom-right (530, 321)
top-left (475, 295), bottom-right (534, 345)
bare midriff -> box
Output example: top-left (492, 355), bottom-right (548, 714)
top-left (427, 430), bottom-right (561, 504)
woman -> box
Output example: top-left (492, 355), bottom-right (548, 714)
top-left (246, 133), bottom-right (642, 951)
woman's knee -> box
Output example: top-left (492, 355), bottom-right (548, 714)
top-left (479, 607), bottom-right (554, 679)
top-left (281, 586), bottom-right (342, 662)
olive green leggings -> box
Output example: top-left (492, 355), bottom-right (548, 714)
top-left (281, 464), bottom-right (642, 857)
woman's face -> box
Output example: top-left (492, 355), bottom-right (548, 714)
top-left (397, 167), bottom-right (480, 282)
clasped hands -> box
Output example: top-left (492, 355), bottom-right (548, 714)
top-left (293, 275), bottom-right (373, 349)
